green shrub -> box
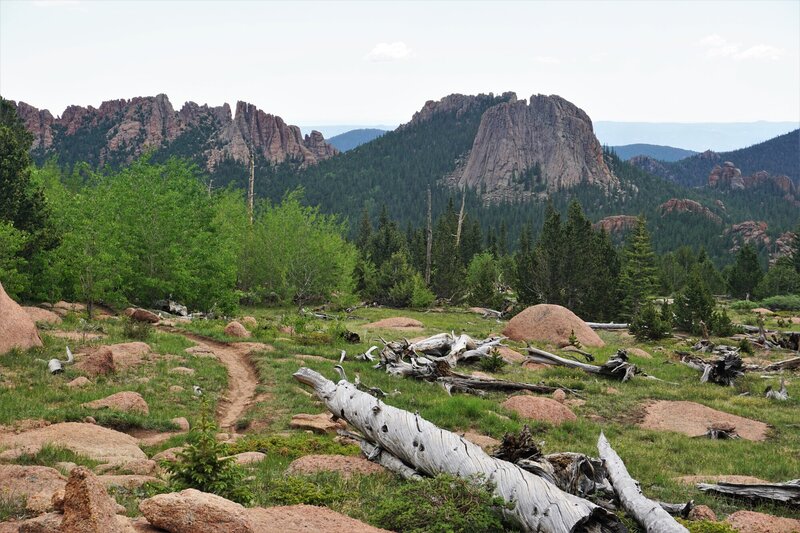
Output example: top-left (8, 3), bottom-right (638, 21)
top-left (0, 494), bottom-right (27, 522)
top-left (738, 338), bottom-right (753, 354)
top-left (710, 308), bottom-right (738, 336)
top-left (163, 407), bottom-right (252, 504)
top-left (372, 474), bottom-right (513, 533)
top-left (630, 302), bottom-right (671, 340)
top-left (730, 299), bottom-right (757, 310)
top-left (122, 317), bottom-right (152, 340)
top-left (759, 294), bottom-right (800, 311)
top-left (466, 252), bottom-right (503, 309)
top-left (677, 518), bottom-right (736, 533)
top-left (262, 475), bottom-right (345, 506)
top-left (478, 351), bottom-right (507, 373)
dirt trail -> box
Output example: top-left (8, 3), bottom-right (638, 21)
top-left (158, 327), bottom-right (266, 432)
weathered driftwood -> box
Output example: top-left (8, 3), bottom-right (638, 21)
top-left (680, 352), bottom-right (743, 386)
top-left (294, 367), bottom-right (625, 533)
top-left (764, 356), bottom-right (800, 372)
top-left (765, 378), bottom-right (789, 400)
top-left (586, 322), bottom-right (629, 330)
top-left (698, 423), bottom-right (740, 439)
top-left (598, 433), bottom-right (688, 533)
top-left (697, 479), bottom-right (800, 505)
top-left (526, 348), bottom-right (642, 382)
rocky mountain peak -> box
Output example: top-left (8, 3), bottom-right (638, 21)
top-left (708, 161), bottom-right (797, 203)
top-left (11, 95), bottom-right (337, 170)
top-left (449, 93), bottom-right (617, 201)
top-left (405, 92), bottom-right (516, 128)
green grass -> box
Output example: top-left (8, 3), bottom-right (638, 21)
top-left (3, 304), bottom-right (799, 529)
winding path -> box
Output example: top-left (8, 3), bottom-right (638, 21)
top-left (158, 326), bottom-right (266, 432)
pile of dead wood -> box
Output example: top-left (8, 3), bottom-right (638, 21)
top-left (368, 333), bottom-right (561, 396)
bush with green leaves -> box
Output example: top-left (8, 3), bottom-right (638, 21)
top-left (755, 257), bottom-right (800, 299)
top-left (371, 474), bottom-right (513, 533)
top-left (121, 317), bottom-right (152, 341)
top-left (163, 406), bottom-right (252, 504)
top-left (0, 221), bottom-right (29, 298)
top-left (262, 475), bottom-right (345, 507)
top-left (466, 252), bottom-right (503, 309)
top-left (478, 351), bottom-right (507, 373)
top-left (758, 294), bottom-right (800, 311)
top-left (674, 268), bottom-right (715, 335)
top-left (629, 301), bottom-right (671, 340)
top-left (709, 308), bottom-right (738, 336)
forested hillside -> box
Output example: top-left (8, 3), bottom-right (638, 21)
top-left (610, 143), bottom-right (697, 161)
top-left (327, 128), bottom-right (388, 151)
top-left (632, 129), bottom-right (800, 187)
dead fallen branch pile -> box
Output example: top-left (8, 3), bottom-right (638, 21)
top-left (373, 333), bottom-right (560, 396)
top-left (680, 348), bottom-right (744, 386)
top-left (294, 367), bottom-right (625, 533)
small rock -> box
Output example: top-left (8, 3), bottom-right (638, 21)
top-left (688, 505), bottom-right (716, 521)
top-left (139, 488), bottom-right (255, 533)
top-left (290, 413), bottom-right (347, 434)
top-left (227, 452), bottom-right (266, 465)
top-left (495, 346), bottom-right (525, 363)
top-left (23, 306), bottom-right (62, 325)
top-left (51, 488), bottom-right (65, 512)
top-left (152, 446), bottom-right (185, 463)
top-left (62, 466), bottom-right (125, 533)
top-left (16, 512), bottom-right (63, 533)
top-left (66, 376), bottom-right (91, 388)
top-left (118, 459), bottom-right (157, 476)
top-left (224, 321), bottom-right (251, 338)
top-left (171, 417), bottom-right (190, 432)
top-left (82, 391), bottom-right (149, 415)
top-left (169, 385), bottom-right (184, 393)
top-left (286, 455), bottom-right (386, 479)
top-left (605, 387), bottom-right (619, 395)
top-left (169, 366), bottom-right (195, 375)
top-left (278, 326), bottom-right (295, 335)
top-left (552, 389), bottom-right (567, 402)
top-left (84, 416), bottom-right (97, 424)
top-left (124, 307), bottom-right (160, 323)
top-left (627, 347), bottom-right (652, 359)
top-left (462, 431), bottom-right (501, 450)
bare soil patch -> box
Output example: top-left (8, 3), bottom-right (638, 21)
top-left (362, 317), bottom-right (424, 330)
top-left (639, 400), bottom-right (769, 441)
top-left (725, 511), bottom-right (800, 533)
top-left (248, 505), bottom-right (391, 533)
top-left (501, 395), bottom-right (577, 425)
top-left (674, 474), bottom-right (771, 485)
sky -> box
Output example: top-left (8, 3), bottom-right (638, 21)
top-left (1, 0), bottom-right (799, 128)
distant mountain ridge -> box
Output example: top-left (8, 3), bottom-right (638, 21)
top-left (327, 128), bottom-right (387, 151)
top-left (10, 94), bottom-right (338, 170)
top-left (610, 144), bottom-right (697, 162)
top-left (594, 121), bottom-right (799, 152)
top-left (629, 129), bottom-right (800, 188)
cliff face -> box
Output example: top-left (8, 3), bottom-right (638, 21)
top-left (658, 198), bottom-right (723, 224)
top-left (12, 95), bottom-right (337, 169)
top-left (708, 162), bottom-right (797, 203)
top-left (448, 94), bottom-right (617, 200)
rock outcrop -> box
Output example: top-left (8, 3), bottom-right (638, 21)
top-left (450, 94), bottom-right (617, 200)
top-left (139, 489), bottom-right (254, 533)
top-left (726, 220), bottom-right (770, 252)
top-left (82, 391), bottom-right (149, 415)
top-left (657, 198), bottom-right (722, 224)
top-left (503, 304), bottom-right (604, 348)
top-left (11, 95), bottom-right (337, 171)
top-left (593, 215), bottom-right (638, 235)
top-left (61, 467), bottom-right (126, 533)
top-left (709, 162), bottom-right (797, 203)
top-left (0, 281), bottom-right (43, 354)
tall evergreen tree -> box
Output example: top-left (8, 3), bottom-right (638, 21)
top-left (431, 198), bottom-right (464, 298)
top-left (369, 205), bottom-right (406, 267)
top-left (728, 243), bottom-right (763, 299)
top-left (356, 207), bottom-right (372, 252)
top-left (514, 222), bottom-right (539, 305)
top-left (534, 202), bottom-right (564, 305)
top-left (619, 216), bottom-right (658, 318)
top-left (674, 266), bottom-right (715, 334)
top-left (791, 224), bottom-right (800, 275)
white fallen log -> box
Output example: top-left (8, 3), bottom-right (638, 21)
top-left (586, 322), bottom-right (629, 330)
top-left (294, 367), bottom-right (624, 533)
top-left (527, 348), bottom-right (641, 382)
top-left (696, 479), bottom-right (799, 504)
top-left (598, 433), bottom-right (688, 533)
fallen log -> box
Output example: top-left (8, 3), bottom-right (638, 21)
top-left (294, 367), bottom-right (625, 533)
top-left (598, 433), bottom-right (688, 533)
top-left (586, 322), bottom-right (629, 330)
top-left (696, 479), bottom-right (799, 505)
top-left (765, 378), bottom-right (789, 400)
top-left (526, 348), bottom-right (643, 382)
top-left (764, 356), bottom-right (800, 372)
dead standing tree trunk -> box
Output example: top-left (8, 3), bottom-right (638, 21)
top-left (294, 367), bottom-right (625, 533)
top-left (425, 186), bottom-right (432, 285)
top-left (598, 433), bottom-right (688, 533)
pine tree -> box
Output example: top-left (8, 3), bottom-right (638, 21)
top-left (369, 205), bottom-right (407, 267)
top-left (431, 198), bottom-right (464, 298)
top-left (619, 216), bottom-right (658, 318)
top-left (791, 224), bottom-right (800, 275)
top-left (514, 223), bottom-right (539, 304)
top-left (727, 243), bottom-right (763, 299)
top-left (674, 266), bottom-right (715, 334)
top-left (356, 207), bottom-right (372, 252)
top-left (534, 202), bottom-right (564, 305)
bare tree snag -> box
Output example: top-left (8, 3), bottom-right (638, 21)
top-left (585, 322), bottom-right (629, 330)
top-left (680, 352), bottom-right (743, 386)
top-left (697, 479), bottom-right (800, 505)
top-left (455, 189), bottom-right (466, 247)
top-left (597, 433), bottom-right (689, 533)
top-left (764, 356), bottom-right (800, 372)
top-left (294, 367), bottom-right (625, 533)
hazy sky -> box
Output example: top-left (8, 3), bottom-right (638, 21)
top-left (1, 0), bottom-right (798, 126)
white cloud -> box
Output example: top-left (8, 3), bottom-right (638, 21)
top-left (736, 44), bottom-right (784, 61)
top-left (697, 34), bottom-right (784, 61)
top-left (366, 42), bottom-right (412, 62)
top-left (532, 55), bottom-right (560, 65)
